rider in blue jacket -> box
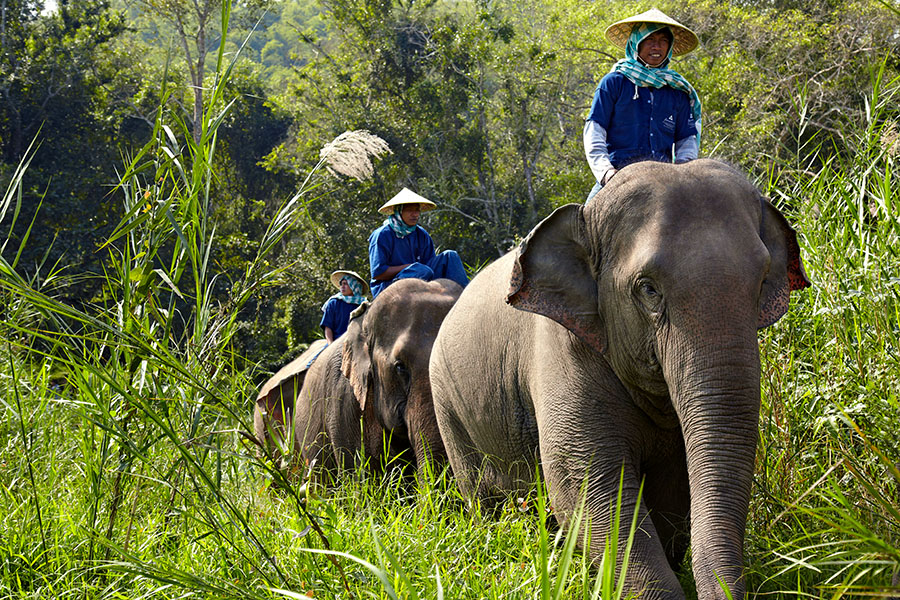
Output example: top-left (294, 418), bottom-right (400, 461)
top-left (320, 270), bottom-right (368, 342)
top-left (584, 9), bottom-right (702, 201)
top-left (368, 188), bottom-right (468, 298)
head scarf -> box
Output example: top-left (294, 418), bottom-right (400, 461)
top-left (611, 23), bottom-right (702, 145)
top-left (322, 274), bottom-right (366, 309)
top-left (385, 207), bottom-right (418, 239)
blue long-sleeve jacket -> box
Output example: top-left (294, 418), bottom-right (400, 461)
top-left (585, 72), bottom-right (697, 173)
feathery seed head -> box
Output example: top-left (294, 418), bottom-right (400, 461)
top-left (319, 130), bottom-right (392, 181)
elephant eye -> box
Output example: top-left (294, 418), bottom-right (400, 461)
top-left (394, 361), bottom-right (411, 392)
top-left (639, 281), bottom-right (658, 296)
top-left (635, 278), bottom-right (663, 312)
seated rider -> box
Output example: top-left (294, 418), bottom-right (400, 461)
top-left (584, 8), bottom-right (701, 201)
top-left (368, 188), bottom-right (469, 298)
top-left (320, 270), bottom-right (369, 343)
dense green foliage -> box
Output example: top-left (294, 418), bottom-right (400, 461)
top-left (2, 0), bottom-right (898, 359)
top-left (0, 0), bottom-right (137, 284)
top-left (0, 0), bottom-right (898, 597)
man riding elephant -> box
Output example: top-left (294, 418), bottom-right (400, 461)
top-left (584, 9), bottom-right (702, 201)
top-left (367, 187), bottom-right (469, 298)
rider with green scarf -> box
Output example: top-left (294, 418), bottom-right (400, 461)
top-left (367, 188), bottom-right (469, 298)
top-left (584, 8), bottom-right (702, 201)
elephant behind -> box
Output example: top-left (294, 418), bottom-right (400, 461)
top-left (342, 277), bottom-right (462, 473)
top-left (291, 335), bottom-right (363, 472)
top-left (253, 338), bottom-right (328, 462)
top-left (430, 159), bottom-right (810, 600)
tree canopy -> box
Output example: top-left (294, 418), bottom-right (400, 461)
top-left (1, 0), bottom-right (897, 364)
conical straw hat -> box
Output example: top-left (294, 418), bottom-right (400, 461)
top-left (605, 8), bottom-right (699, 57)
top-left (330, 270), bottom-right (370, 296)
top-left (378, 187), bottom-right (437, 215)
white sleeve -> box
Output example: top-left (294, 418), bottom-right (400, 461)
top-left (584, 120), bottom-right (614, 183)
top-left (674, 135), bottom-right (698, 163)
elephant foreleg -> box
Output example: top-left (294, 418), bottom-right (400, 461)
top-left (537, 388), bottom-right (685, 598)
top-left (546, 457), bottom-right (685, 599)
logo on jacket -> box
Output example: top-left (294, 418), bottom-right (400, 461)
top-left (662, 115), bottom-right (676, 133)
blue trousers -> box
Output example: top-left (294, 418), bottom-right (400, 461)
top-left (371, 250), bottom-right (469, 297)
top-left (586, 179), bottom-right (604, 203)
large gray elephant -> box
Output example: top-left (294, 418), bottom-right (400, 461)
top-left (342, 277), bottom-right (462, 472)
top-left (430, 159), bottom-right (810, 599)
top-left (254, 338), bottom-right (329, 462)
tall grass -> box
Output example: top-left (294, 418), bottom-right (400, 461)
top-left (750, 63), bottom-right (900, 596)
top-left (0, 2), bottom-right (898, 597)
top-left (0, 1), bottom-right (323, 596)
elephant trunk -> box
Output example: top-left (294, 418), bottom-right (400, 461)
top-left (666, 331), bottom-right (760, 600)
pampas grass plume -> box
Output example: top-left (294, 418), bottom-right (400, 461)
top-left (320, 130), bottom-right (392, 181)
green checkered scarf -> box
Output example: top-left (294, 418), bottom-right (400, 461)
top-left (611, 23), bottom-right (702, 145)
top-left (385, 208), bottom-right (418, 239)
top-left (323, 276), bottom-right (366, 309)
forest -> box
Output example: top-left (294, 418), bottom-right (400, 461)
top-left (0, 0), bottom-right (898, 596)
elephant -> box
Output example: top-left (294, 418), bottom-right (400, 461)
top-left (254, 338), bottom-right (329, 463)
top-left (429, 159), bottom-right (810, 600)
top-left (292, 277), bottom-right (463, 474)
top-left (342, 277), bottom-right (463, 473)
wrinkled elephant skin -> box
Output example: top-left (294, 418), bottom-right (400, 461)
top-left (343, 278), bottom-right (462, 473)
top-left (430, 160), bottom-right (810, 600)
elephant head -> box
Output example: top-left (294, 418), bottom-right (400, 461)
top-left (342, 277), bottom-right (462, 471)
top-left (507, 159), bottom-right (809, 598)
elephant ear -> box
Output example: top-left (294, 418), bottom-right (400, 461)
top-left (758, 198), bottom-right (811, 328)
top-left (507, 204), bottom-right (607, 354)
top-left (341, 301), bottom-right (373, 410)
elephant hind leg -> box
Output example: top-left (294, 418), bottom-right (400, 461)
top-left (437, 403), bottom-right (521, 506)
top-left (438, 405), bottom-right (485, 498)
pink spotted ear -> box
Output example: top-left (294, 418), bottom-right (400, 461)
top-left (758, 199), bottom-right (811, 328)
top-left (507, 204), bottom-right (607, 354)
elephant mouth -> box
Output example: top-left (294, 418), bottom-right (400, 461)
top-left (385, 398), bottom-right (407, 430)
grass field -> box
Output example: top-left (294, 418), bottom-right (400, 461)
top-left (1, 36), bottom-right (898, 600)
